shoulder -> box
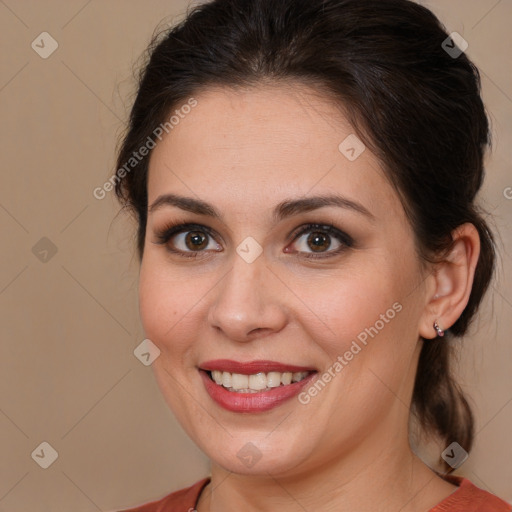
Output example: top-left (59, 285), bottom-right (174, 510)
top-left (117, 478), bottom-right (210, 512)
top-left (431, 475), bottom-right (511, 512)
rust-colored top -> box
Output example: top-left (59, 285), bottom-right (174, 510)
top-left (119, 475), bottom-right (511, 512)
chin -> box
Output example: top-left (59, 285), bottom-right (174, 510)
top-left (197, 429), bottom-right (315, 477)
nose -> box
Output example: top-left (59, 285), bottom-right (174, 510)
top-left (207, 255), bottom-right (288, 343)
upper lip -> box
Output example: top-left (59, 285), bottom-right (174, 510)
top-left (199, 359), bottom-right (316, 374)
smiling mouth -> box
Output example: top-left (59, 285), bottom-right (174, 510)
top-left (199, 360), bottom-right (318, 412)
top-left (206, 370), bottom-right (313, 393)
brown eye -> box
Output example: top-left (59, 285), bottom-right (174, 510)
top-left (288, 223), bottom-right (353, 259)
top-left (170, 229), bottom-right (220, 253)
top-left (185, 231), bottom-right (209, 251)
top-left (154, 223), bottom-right (222, 256)
top-left (306, 231), bottom-right (332, 252)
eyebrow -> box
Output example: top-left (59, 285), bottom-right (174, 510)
top-left (148, 193), bottom-right (375, 222)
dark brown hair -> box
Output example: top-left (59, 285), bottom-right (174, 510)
top-left (114, 0), bottom-right (495, 471)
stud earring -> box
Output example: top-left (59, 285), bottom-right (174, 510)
top-left (433, 320), bottom-right (445, 337)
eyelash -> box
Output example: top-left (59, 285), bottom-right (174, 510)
top-left (153, 221), bottom-right (354, 260)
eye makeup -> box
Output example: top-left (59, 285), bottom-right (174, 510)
top-left (152, 220), bottom-right (355, 260)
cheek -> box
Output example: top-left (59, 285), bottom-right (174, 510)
top-left (139, 263), bottom-right (168, 341)
top-left (304, 257), bottom-right (421, 388)
top-left (138, 259), bottom-right (198, 357)
top-left (306, 269), bottom-right (400, 346)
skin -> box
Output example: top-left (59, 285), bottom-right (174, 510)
top-left (139, 83), bottom-right (480, 511)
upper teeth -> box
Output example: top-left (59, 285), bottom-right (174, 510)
top-left (210, 370), bottom-right (310, 392)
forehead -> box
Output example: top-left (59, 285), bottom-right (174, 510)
top-left (146, 84), bottom-right (400, 222)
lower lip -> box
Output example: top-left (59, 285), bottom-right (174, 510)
top-left (199, 370), bottom-right (316, 413)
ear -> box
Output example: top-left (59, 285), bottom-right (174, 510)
top-left (418, 223), bottom-right (481, 339)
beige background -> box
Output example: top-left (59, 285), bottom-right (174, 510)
top-left (0, 0), bottom-right (510, 510)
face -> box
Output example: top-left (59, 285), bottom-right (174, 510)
top-left (139, 84), bottom-right (430, 478)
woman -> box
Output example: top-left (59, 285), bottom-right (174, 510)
top-left (115, 0), bottom-right (510, 510)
